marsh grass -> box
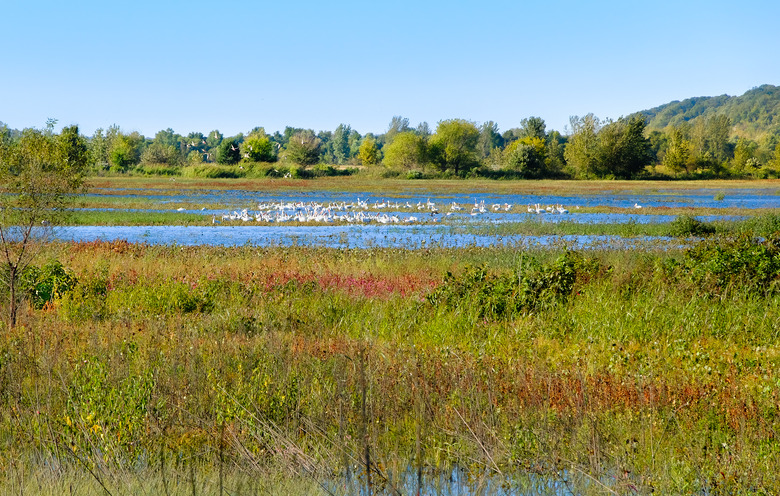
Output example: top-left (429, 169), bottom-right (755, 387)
top-left (86, 176), bottom-right (780, 195)
top-left (2, 239), bottom-right (780, 493)
top-left (64, 210), bottom-right (208, 226)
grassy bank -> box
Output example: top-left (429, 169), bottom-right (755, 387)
top-left (1, 236), bottom-right (780, 494)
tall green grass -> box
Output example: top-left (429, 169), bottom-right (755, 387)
top-left (2, 238), bottom-right (780, 493)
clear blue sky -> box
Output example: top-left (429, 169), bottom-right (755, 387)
top-left (2, 0), bottom-right (779, 138)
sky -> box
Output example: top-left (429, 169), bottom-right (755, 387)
top-left (2, 0), bottom-right (779, 138)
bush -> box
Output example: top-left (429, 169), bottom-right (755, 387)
top-left (132, 163), bottom-right (181, 176)
top-left (21, 260), bottom-right (78, 309)
top-left (427, 251), bottom-right (603, 320)
top-left (669, 234), bottom-right (780, 297)
top-left (738, 213), bottom-right (780, 237)
top-left (669, 215), bottom-right (716, 237)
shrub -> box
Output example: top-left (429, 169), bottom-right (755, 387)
top-left (21, 259), bottom-right (78, 309)
top-left (669, 215), bottom-right (716, 237)
top-left (427, 251), bottom-right (602, 320)
top-left (669, 234), bottom-right (780, 297)
top-left (132, 164), bottom-right (181, 176)
top-left (738, 213), bottom-right (780, 237)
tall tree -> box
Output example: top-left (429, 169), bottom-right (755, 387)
top-left (503, 136), bottom-right (546, 178)
top-left (206, 130), bottom-right (223, 149)
top-left (358, 136), bottom-right (380, 165)
top-left (731, 137), bottom-right (759, 174)
top-left (332, 124), bottom-right (351, 165)
top-left (477, 121), bottom-right (503, 159)
top-left (519, 116), bottom-right (547, 140)
top-left (384, 116), bottom-right (411, 144)
top-left (0, 123), bottom-right (88, 328)
top-left (663, 127), bottom-right (692, 175)
top-left (691, 115), bottom-right (732, 165)
top-left (89, 127), bottom-right (111, 169)
top-left (382, 131), bottom-right (427, 170)
top-left (216, 138), bottom-right (241, 165)
top-left (242, 135), bottom-right (276, 162)
top-left (428, 119), bottom-right (480, 176)
top-left (285, 130), bottom-right (321, 166)
top-left (597, 115), bottom-right (652, 178)
top-left (416, 122), bottom-right (431, 138)
top-left (564, 114), bottom-right (602, 178)
top-left (108, 131), bottom-right (143, 171)
top-left (317, 130), bottom-right (334, 164)
top-left (154, 128), bottom-right (182, 149)
top-left (348, 129), bottom-right (363, 160)
top-left (545, 130), bottom-right (567, 176)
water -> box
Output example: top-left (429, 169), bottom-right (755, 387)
top-left (91, 185), bottom-right (780, 210)
top-left (60, 186), bottom-right (779, 248)
top-left (52, 225), bottom-right (681, 250)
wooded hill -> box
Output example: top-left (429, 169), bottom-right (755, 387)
top-left (641, 84), bottom-right (780, 139)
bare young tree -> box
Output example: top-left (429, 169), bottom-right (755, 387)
top-left (0, 121), bottom-right (87, 329)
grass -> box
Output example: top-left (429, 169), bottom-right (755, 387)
top-left (87, 175), bottom-right (780, 196)
top-left (1, 235), bottom-right (780, 494)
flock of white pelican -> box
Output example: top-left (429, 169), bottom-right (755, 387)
top-left (211, 197), bottom-right (580, 225)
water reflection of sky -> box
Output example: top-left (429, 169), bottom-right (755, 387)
top-left (53, 225), bottom-right (679, 250)
top-left (91, 186), bottom-right (780, 210)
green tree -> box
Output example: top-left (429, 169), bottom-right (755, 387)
top-left (60, 125), bottom-right (89, 171)
top-left (0, 123), bottom-right (88, 328)
top-left (108, 131), bottom-right (143, 171)
top-left (519, 116), bottom-right (547, 140)
top-left (731, 138), bottom-right (759, 175)
top-left (154, 128), bottom-right (182, 150)
top-left (285, 130), bottom-right (321, 166)
top-left (477, 121), bottom-right (503, 160)
top-left (663, 127), bottom-right (692, 175)
top-left (331, 124), bottom-right (351, 165)
top-left (206, 130), bottom-right (223, 149)
top-left (89, 127), bottom-right (111, 169)
top-left (141, 143), bottom-right (182, 165)
top-left (691, 115), bottom-right (732, 165)
top-left (317, 130), bottom-right (334, 164)
top-left (216, 138), bottom-right (241, 165)
top-left (597, 115), bottom-right (652, 178)
top-left (358, 136), bottom-right (380, 165)
top-left (564, 114), bottom-right (601, 177)
top-left (382, 131), bottom-right (427, 170)
top-left (545, 130), bottom-right (567, 176)
top-left (429, 119), bottom-right (480, 176)
top-left (774, 142), bottom-right (780, 169)
top-left (384, 116), bottom-right (411, 144)
top-left (242, 135), bottom-right (276, 162)
top-left (502, 137), bottom-right (547, 178)
top-left (348, 129), bottom-right (362, 160)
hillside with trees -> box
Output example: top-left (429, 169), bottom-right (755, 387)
top-left (2, 84), bottom-right (780, 180)
top-left (642, 84), bottom-right (780, 139)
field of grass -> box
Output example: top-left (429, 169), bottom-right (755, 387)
top-left (2, 228), bottom-right (780, 494)
top-left (87, 175), bottom-right (780, 196)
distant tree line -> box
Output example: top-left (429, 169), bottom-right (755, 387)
top-left (2, 108), bottom-right (780, 180)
